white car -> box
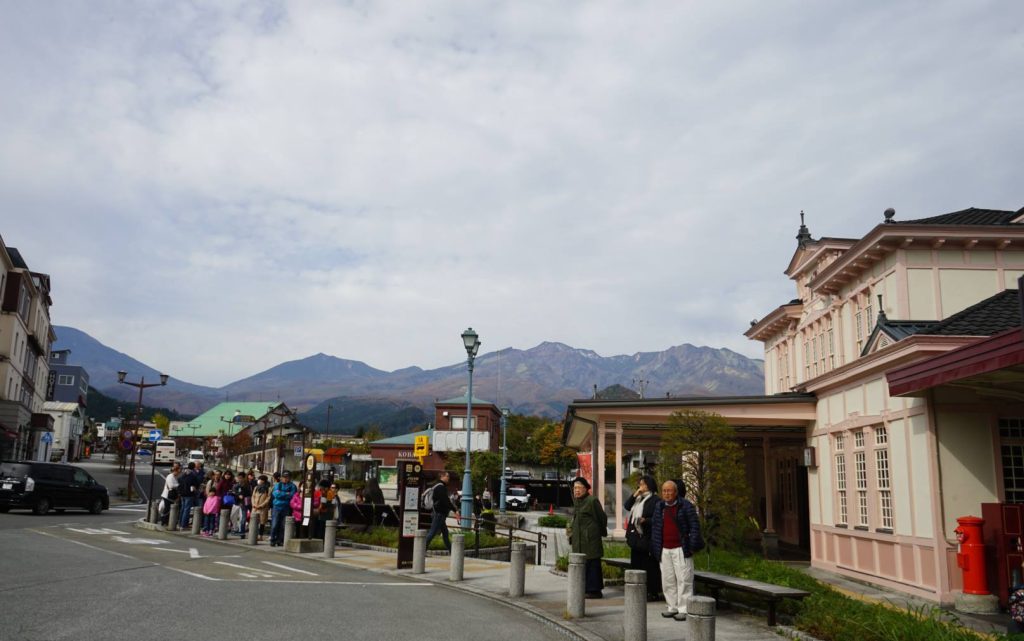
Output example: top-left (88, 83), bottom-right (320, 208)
top-left (187, 450), bottom-right (205, 464)
top-left (506, 486), bottom-right (531, 511)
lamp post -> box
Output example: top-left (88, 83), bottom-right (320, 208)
top-left (499, 407), bottom-right (510, 513)
top-left (459, 327), bottom-right (481, 527)
top-left (267, 404), bottom-right (296, 474)
top-left (219, 410), bottom-right (240, 468)
top-left (326, 403), bottom-right (333, 433)
top-left (117, 370), bottom-right (169, 514)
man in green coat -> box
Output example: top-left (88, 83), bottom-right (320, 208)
top-left (568, 476), bottom-right (607, 598)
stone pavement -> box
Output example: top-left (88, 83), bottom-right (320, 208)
top-left (138, 518), bottom-right (784, 641)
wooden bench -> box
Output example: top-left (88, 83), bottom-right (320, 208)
top-left (602, 558), bottom-right (809, 626)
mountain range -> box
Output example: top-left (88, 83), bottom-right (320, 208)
top-left (52, 325), bottom-right (765, 434)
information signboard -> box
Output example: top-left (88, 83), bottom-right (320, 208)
top-left (395, 459), bottom-right (422, 570)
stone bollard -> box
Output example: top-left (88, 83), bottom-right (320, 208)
top-left (567, 553), bottom-right (586, 619)
top-left (284, 516), bottom-right (295, 547)
top-left (624, 570), bottom-right (647, 641)
top-left (687, 595), bottom-right (716, 641)
top-left (413, 529), bottom-right (426, 574)
top-left (510, 542), bottom-right (526, 597)
top-left (191, 506), bottom-right (203, 535)
top-left (324, 520), bottom-right (337, 559)
top-left (168, 502), bottom-right (180, 531)
top-left (149, 501), bottom-right (159, 524)
top-left (247, 517), bottom-right (259, 545)
top-left (217, 508), bottom-right (230, 540)
top-left (450, 533), bottom-right (465, 581)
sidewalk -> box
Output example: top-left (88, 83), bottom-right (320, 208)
top-left (138, 519), bottom-right (784, 641)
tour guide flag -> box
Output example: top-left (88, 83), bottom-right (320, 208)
top-left (576, 452), bottom-right (593, 489)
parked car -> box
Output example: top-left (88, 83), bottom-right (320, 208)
top-left (0, 460), bottom-right (109, 515)
top-left (506, 486), bottom-right (531, 511)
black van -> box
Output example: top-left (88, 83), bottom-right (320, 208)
top-left (0, 460), bottom-right (109, 515)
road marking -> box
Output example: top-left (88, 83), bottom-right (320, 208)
top-left (261, 561), bottom-right (318, 576)
top-left (112, 536), bottom-right (167, 545)
top-left (214, 561), bottom-right (286, 576)
top-left (29, 529), bottom-right (152, 562)
top-left (164, 567), bottom-right (219, 581)
top-left (65, 527), bottom-right (126, 535)
top-left (233, 579), bottom-right (431, 586)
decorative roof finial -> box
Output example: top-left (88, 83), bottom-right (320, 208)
top-left (796, 210), bottom-right (813, 247)
top-left (884, 207), bottom-right (896, 223)
top-left (876, 294), bottom-right (887, 323)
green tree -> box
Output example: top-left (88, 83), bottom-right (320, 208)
top-left (505, 414), bottom-right (545, 464)
top-left (535, 422), bottom-right (576, 469)
top-left (151, 412), bottom-right (170, 433)
top-left (659, 410), bottom-right (753, 551)
top-left (447, 450), bottom-right (503, 494)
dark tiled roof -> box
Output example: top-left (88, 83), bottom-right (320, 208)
top-left (900, 207), bottom-right (1022, 226)
top-left (878, 320), bottom-right (936, 340)
top-left (925, 289), bottom-right (1021, 336)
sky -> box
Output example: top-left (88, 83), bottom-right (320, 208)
top-left (1, 1), bottom-right (1022, 387)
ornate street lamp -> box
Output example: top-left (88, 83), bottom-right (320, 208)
top-left (459, 327), bottom-right (481, 527)
top-left (117, 370), bottom-right (169, 521)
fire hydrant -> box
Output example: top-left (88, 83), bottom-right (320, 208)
top-left (955, 516), bottom-right (990, 595)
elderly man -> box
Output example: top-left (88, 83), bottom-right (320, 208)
top-left (650, 479), bottom-right (704, 621)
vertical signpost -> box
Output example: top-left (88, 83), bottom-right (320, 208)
top-left (302, 453), bottom-right (316, 538)
top-left (396, 459), bottom-right (423, 569)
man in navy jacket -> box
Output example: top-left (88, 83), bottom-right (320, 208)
top-left (650, 479), bottom-right (703, 621)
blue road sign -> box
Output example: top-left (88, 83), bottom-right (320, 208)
top-left (41, 432), bottom-right (53, 444)
top-left (148, 429), bottom-right (162, 442)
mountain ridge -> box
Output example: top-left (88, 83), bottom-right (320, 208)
top-left (52, 325), bottom-right (766, 429)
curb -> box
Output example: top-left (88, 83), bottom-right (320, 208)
top-left (134, 519), bottom-right (606, 641)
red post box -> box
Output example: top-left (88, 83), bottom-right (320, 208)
top-left (956, 516), bottom-right (992, 595)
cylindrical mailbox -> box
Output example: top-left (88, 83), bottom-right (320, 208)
top-left (955, 515), bottom-right (991, 595)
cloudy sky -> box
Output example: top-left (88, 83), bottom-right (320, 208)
top-left (1, 1), bottom-right (1021, 387)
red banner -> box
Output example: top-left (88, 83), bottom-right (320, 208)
top-left (576, 452), bottom-right (593, 488)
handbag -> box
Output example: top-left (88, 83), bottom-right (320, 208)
top-left (222, 493), bottom-right (236, 507)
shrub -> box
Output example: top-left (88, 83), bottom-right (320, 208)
top-left (538, 515), bottom-right (568, 528)
top-left (480, 510), bottom-right (497, 535)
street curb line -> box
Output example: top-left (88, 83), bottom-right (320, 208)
top-left (133, 518), bottom-right (605, 641)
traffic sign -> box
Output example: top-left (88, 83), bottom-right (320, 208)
top-left (413, 435), bottom-right (429, 457)
top-left (41, 432), bottom-right (53, 444)
top-left (148, 429), bottom-right (162, 442)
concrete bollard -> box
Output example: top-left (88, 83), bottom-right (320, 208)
top-left (324, 520), bottom-right (337, 558)
top-left (284, 516), bottom-right (295, 547)
top-left (510, 542), bottom-right (526, 597)
top-left (450, 533), bottom-right (465, 581)
top-left (567, 553), bottom-right (586, 619)
top-left (149, 501), bottom-right (159, 524)
top-left (191, 506), bottom-right (202, 535)
top-left (217, 508), bottom-right (230, 540)
top-left (413, 529), bottom-right (426, 574)
top-left (168, 502), bottom-right (180, 531)
top-left (247, 517), bottom-right (259, 545)
top-left (687, 595), bottom-right (716, 641)
top-left (624, 570), bottom-right (647, 641)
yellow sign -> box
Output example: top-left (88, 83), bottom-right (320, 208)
top-left (413, 434), bottom-right (430, 457)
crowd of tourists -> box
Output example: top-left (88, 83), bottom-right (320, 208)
top-left (156, 461), bottom-right (346, 544)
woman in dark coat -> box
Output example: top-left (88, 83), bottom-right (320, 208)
top-left (568, 476), bottom-right (607, 598)
top-left (624, 474), bottom-right (661, 600)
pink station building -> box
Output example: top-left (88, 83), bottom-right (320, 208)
top-left (563, 205), bottom-right (1024, 606)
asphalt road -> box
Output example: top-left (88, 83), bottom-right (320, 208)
top-left (0, 515), bottom-right (569, 641)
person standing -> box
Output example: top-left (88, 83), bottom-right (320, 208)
top-left (250, 475), bottom-right (271, 541)
top-left (624, 474), bottom-right (661, 601)
top-left (270, 470), bottom-right (297, 547)
top-left (568, 477), bottom-right (607, 599)
top-left (158, 463), bottom-right (181, 526)
top-left (424, 471), bottom-right (457, 551)
top-left (177, 462), bottom-right (199, 530)
top-left (651, 479), bottom-right (704, 621)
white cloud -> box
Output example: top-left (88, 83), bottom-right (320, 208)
top-left (1, 1), bottom-right (1021, 386)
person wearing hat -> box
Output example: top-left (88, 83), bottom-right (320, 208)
top-left (567, 476), bottom-right (607, 598)
top-left (651, 478), bottom-right (704, 621)
top-left (269, 470), bottom-right (298, 547)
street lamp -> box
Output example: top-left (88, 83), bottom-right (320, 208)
top-left (219, 410), bottom-right (241, 468)
top-left (459, 327), bottom-right (481, 527)
top-left (499, 407), bottom-right (510, 513)
top-left (117, 370), bottom-right (169, 520)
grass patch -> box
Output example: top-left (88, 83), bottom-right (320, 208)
top-left (337, 525), bottom-right (508, 550)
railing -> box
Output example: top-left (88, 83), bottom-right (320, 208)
top-left (450, 513), bottom-right (547, 565)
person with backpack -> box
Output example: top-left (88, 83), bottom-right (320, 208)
top-left (423, 471), bottom-right (456, 551)
top-left (270, 470), bottom-right (298, 547)
top-left (651, 479), bottom-right (704, 621)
